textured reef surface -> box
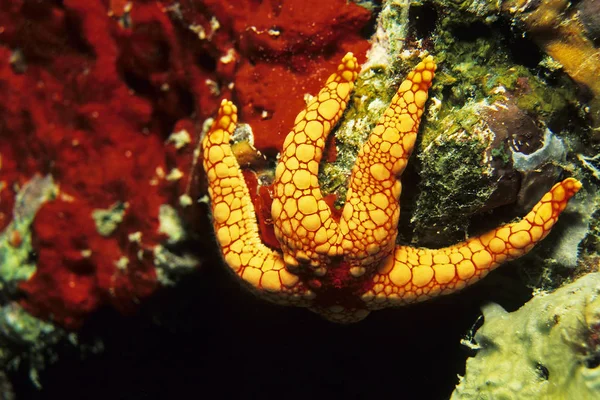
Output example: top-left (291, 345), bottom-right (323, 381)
top-left (454, 272), bottom-right (600, 399)
top-left (0, 0), bottom-right (372, 391)
top-left (0, 0), bottom-right (599, 398)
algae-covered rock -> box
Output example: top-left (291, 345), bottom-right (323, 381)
top-left (452, 273), bottom-right (600, 400)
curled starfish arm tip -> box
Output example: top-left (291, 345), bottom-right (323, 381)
top-left (202, 100), bottom-right (311, 305)
top-left (363, 177), bottom-right (582, 308)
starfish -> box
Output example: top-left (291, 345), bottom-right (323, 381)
top-left (202, 53), bottom-right (582, 323)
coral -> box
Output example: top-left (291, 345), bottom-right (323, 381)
top-left (0, 0), bottom-right (373, 378)
top-left (1, 1), bottom-right (180, 330)
top-left (453, 272), bottom-right (600, 399)
top-left (0, 0), bottom-right (371, 328)
top-left (173, 0), bottom-right (372, 155)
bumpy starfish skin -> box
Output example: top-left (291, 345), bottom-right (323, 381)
top-left (202, 53), bottom-right (582, 323)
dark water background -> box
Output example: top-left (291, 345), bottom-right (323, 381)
top-left (10, 244), bottom-right (531, 400)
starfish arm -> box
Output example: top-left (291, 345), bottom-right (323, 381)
top-left (361, 178), bottom-right (581, 308)
top-left (339, 56), bottom-right (437, 270)
top-left (202, 100), bottom-right (312, 305)
top-left (271, 53), bottom-right (360, 270)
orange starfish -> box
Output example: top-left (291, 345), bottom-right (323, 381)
top-left (202, 53), bottom-right (581, 323)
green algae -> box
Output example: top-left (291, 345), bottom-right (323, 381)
top-left (0, 175), bottom-right (112, 391)
top-left (92, 201), bottom-right (128, 237)
top-left (412, 0), bottom-right (501, 18)
top-left (158, 204), bottom-right (186, 244)
top-left (154, 204), bottom-right (199, 286)
top-left (419, 28), bottom-right (578, 150)
top-left (412, 129), bottom-right (494, 244)
top-left (0, 175), bottom-right (64, 387)
top-left (0, 175), bottom-right (56, 286)
top-left (306, 4), bottom-right (600, 320)
top-left (0, 303), bottom-right (62, 388)
top-left (153, 244), bottom-right (199, 286)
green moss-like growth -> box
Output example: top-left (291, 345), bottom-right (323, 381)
top-left (0, 302), bottom-right (64, 388)
top-left (153, 204), bottom-right (200, 286)
top-left (92, 201), bottom-right (128, 237)
top-left (0, 175), bottom-right (68, 386)
top-left (412, 0), bottom-right (501, 18)
top-left (0, 175), bottom-right (56, 286)
top-left (415, 0), bottom-right (580, 149)
top-left (412, 125), bottom-right (494, 245)
top-left (453, 272), bottom-right (600, 399)
top-left (0, 303), bottom-right (62, 379)
top-left (153, 244), bottom-right (199, 287)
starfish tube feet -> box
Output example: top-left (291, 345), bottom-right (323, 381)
top-left (362, 178), bottom-right (582, 308)
top-left (202, 100), bottom-right (312, 305)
